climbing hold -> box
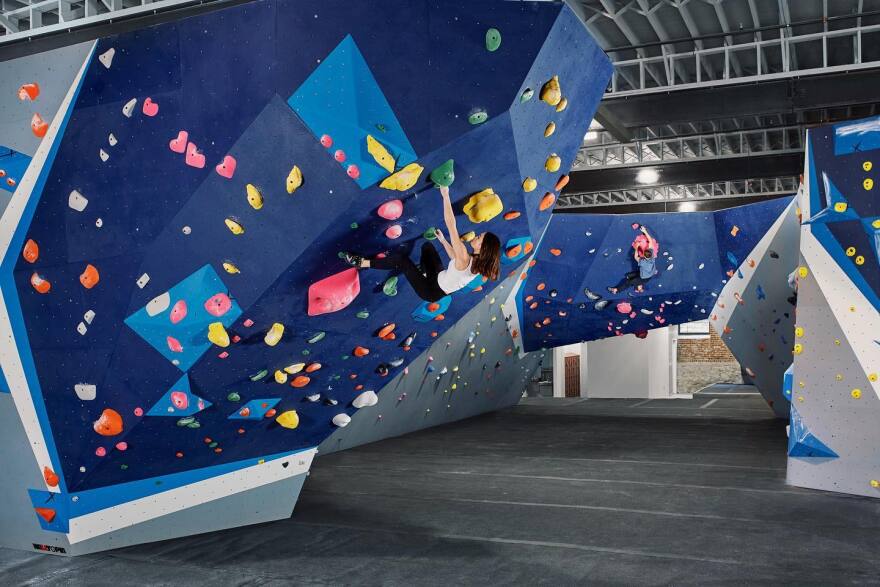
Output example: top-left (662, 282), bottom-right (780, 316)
top-left (320, 134), bottom-right (333, 148)
top-left (353, 390), bottom-right (378, 408)
top-left (383, 276), bottom-right (398, 296)
top-left (225, 217), bottom-right (245, 235)
top-left (291, 375), bottom-right (310, 388)
top-left (22, 239), bottom-right (38, 263)
top-left (308, 331), bottom-right (326, 344)
top-left (798, 266), bottom-right (809, 278)
top-left (549, 248), bottom-right (562, 256)
top-left (503, 211), bottom-right (521, 220)
top-left (34, 507), bottom-right (56, 523)
top-left (204, 293), bottom-right (232, 317)
top-left (346, 164), bottom-right (360, 179)
top-left (308, 268), bottom-right (361, 316)
top-left (31, 113), bottom-right (48, 138)
top-left (93, 408), bottom-right (123, 436)
top-left (274, 370), bottom-right (288, 384)
top-left (520, 88), bottom-right (534, 102)
top-left (264, 323), bottom-right (284, 346)
top-left (122, 98), bottom-right (137, 118)
top-left (430, 159), bottom-right (455, 187)
top-left (793, 343), bottom-right (803, 355)
top-left (284, 363), bottom-right (305, 374)
top-left (215, 155), bottom-right (236, 179)
top-left (222, 261), bottom-right (240, 275)
top-left (74, 383), bottom-right (96, 401)
top-left (463, 188), bottom-right (503, 223)
top-left (385, 224), bottom-right (402, 239)
top-left (353, 346), bottom-right (370, 357)
top-left (169, 130), bottom-right (188, 153)
top-left (43, 466), bottom-right (59, 487)
top-left (68, 189), bottom-right (88, 212)
top-left (380, 163), bottom-right (424, 191)
top-left (142, 97), bottom-right (159, 116)
top-left (851, 389), bottom-right (862, 399)
top-left (865, 178), bottom-right (874, 191)
top-left (377, 323), bottom-right (396, 339)
top-left (366, 135), bottom-right (395, 173)
top-left (556, 97), bottom-right (568, 112)
top-left (856, 255), bottom-right (865, 265)
top-left (207, 322), bottom-right (230, 347)
top-left (18, 82), bottom-right (40, 101)
top-left (246, 184), bottom-right (263, 210)
top-left (169, 300), bottom-right (187, 324)
top-left (540, 75), bottom-right (562, 106)
top-left (286, 165), bottom-right (303, 193)
top-left (356, 310), bottom-right (370, 319)
top-left (545, 153), bottom-right (561, 172)
top-left (334, 150), bottom-right (346, 163)
top-left (485, 27), bottom-right (501, 51)
top-left (523, 177), bottom-right (537, 192)
top-left (276, 410), bottom-right (300, 429)
top-left (468, 110), bottom-right (488, 125)
top-left (332, 413), bottom-right (351, 427)
top-left (377, 199), bottom-right (403, 220)
top-left (544, 122), bottom-right (556, 137)
top-left (79, 264), bottom-right (100, 289)
top-left (539, 192), bottom-right (556, 211)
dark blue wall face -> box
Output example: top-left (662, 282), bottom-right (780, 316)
top-left (9, 0), bottom-right (611, 491)
top-left (518, 197), bottom-right (792, 351)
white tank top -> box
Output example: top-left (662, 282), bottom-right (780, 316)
top-left (437, 258), bottom-right (476, 294)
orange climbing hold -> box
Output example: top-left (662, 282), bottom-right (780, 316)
top-left (377, 323), bottom-right (396, 339)
top-left (549, 248), bottom-right (561, 256)
top-left (30, 272), bottom-right (50, 294)
top-left (31, 113), bottom-right (48, 138)
top-left (43, 466), bottom-right (59, 487)
top-left (503, 211), bottom-right (521, 221)
top-left (93, 408), bottom-right (123, 436)
top-left (79, 264), bottom-right (100, 289)
top-left (34, 508), bottom-right (56, 523)
top-left (18, 82), bottom-right (40, 101)
top-left (539, 192), bottom-right (556, 211)
top-left (291, 375), bottom-right (311, 388)
top-left (506, 244), bottom-right (522, 258)
top-left (305, 362), bottom-right (322, 373)
top-left (427, 302), bottom-right (440, 312)
top-left (524, 241), bottom-right (534, 254)
top-left (434, 314), bottom-right (445, 321)
top-left (537, 283), bottom-right (546, 291)
top-left (555, 175), bottom-right (569, 191)
top-left (22, 239), bottom-right (39, 263)
top-left (353, 346), bottom-right (370, 357)
top-left (525, 295), bottom-right (534, 302)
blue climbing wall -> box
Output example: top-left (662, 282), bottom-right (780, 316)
top-left (514, 198), bottom-right (793, 352)
top-left (0, 0), bottom-right (610, 517)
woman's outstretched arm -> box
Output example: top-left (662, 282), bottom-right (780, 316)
top-left (439, 186), bottom-right (470, 269)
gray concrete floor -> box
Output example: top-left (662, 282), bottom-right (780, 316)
top-left (3, 393), bottom-right (880, 586)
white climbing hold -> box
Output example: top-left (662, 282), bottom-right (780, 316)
top-left (136, 273), bottom-right (150, 289)
top-left (74, 383), bottom-right (96, 401)
top-left (122, 98), bottom-right (137, 118)
top-left (76, 322), bottom-right (87, 336)
top-left (98, 48), bottom-right (115, 69)
top-left (146, 292), bottom-right (171, 317)
top-left (332, 413), bottom-right (351, 427)
top-left (99, 149), bottom-right (109, 162)
top-left (68, 190), bottom-right (88, 212)
top-left (108, 133), bottom-right (117, 147)
top-left (83, 309), bottom-right (95, 324)
top-left (352, 390), bottom-right (378, 408)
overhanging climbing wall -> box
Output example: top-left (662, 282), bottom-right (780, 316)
top-left (0, 0), bottom-right (611, 552)
top-left (505, 198), bottom-right (792, 353)
top-left (712, 196), bottom-right (800, 418)
top-left (787, 117), bottom-right (880, 498)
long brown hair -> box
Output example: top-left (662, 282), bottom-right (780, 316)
top-left (471, 232), bottom-right (501, 280)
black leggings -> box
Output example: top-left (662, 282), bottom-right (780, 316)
top-left (614, 270), bottom-right (649, 292)
top-left (370, 242), bottom-right (448, 302)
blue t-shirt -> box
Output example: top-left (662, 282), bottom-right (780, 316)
top-left (638, 257), bottom-right (656, 279)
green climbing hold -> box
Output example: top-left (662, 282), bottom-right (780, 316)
top-left (383, 276), bottom-right (399, 296)
top-left (308, 331), bottom-right (326, 344)
top-left (227, 392), bottom-right (241, 402)
top-left (187, 420), bottom-right (201, 429)
top-left (350, 222), bottom-right (358, 229)
top-left (485, 28), bottom-right (501, 51)
top-left (301, 349), bottom-right (310, 356)
top-left (520, 88), bottom-right (534, 102)
top-left (249, 369), bottom-right (268, 382)
top-left (376, 123), bottom-right (388, 132)
top-left (177, 416), bottom-right (195, 427)
top-left (333, 375), bottom-right (341, 380)
top-left (468, 110), bottom-right (488, 125)
top-left (424, 226), bottom-right (438, 240)
top-left (430, 159), bottom-right (455, 187)
top-left (209, 441), bottom-right (218, 449)
top-left (120, 464), bottom-right (128, 470)
top-left (356, 310), bottom-right (370, 319)
top-left (342, 355), bottom-right (350, 360)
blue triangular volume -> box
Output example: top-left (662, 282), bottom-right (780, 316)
top-left (788, 406), bottom-right (838, 458)
top-left (804, 173), bottom-right (860, 225)
top-left (146, 374), bottom-right (212, 417)
top-left (287, 34), bottom-right (417, 189)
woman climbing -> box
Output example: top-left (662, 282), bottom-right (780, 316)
top-left (340, 186), bottom-right (501, 302)
top-left (607, 224), bottom-right (659, 295)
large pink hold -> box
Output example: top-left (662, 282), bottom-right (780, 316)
top-left (616, 302), bottom-right (632, 314)
top-left (171, 391), bottom-right (189, 410)
top-left (377, 199), bottom-right (403, 220)
top-left (167, 336), bottom-right (183, 353)
top-left (308, 268), bottom-right (361, 316)
top-left (170, 300), bottom-right (187, 324)
top-left (385, 225), bottom-right (402, 239)
top-left (204, 293), bottom-right (232, 317)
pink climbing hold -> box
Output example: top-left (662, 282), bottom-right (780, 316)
top-left (631, 223), bottom-right (640, 230)
top-left (167, 336), bottom-right (183, 353)
top-left (308, 268), bottom-right (361, 317)
top-left (134, 407), bottom-right (144, 417)
top-left (385, 224), bottom-right (402, 239)
top-left (169, 130), bottom-right (188, 153)
top-left (347, 164), bottom-right (360, 179)
top-left (170, 300), bottom-right (187, 324)
top-left (629, 311), bottom-right (637, 319)
top-left (95, 447), bottom-right (107, 457)
top-left (115, 442), bottom-right (128, 451)
top-left (334, 149), bottom-right (346, 162)
top-left (243, 318), bottom-right (254, 327)
top-left (616, 302), bottom-right (632, 314)
top-left (204, 293), bottom-right (232, 317)
top-left (142, 97), bottom-right (159, 117)
top-left (185, 142), bottom-right (205, 168)
top-left (171, 391), bottom-right (189, 410)
top-left (215, 155), bottom-right (236, 179)
top-left (377, 199), bottom-right (403, 220)
top-left (320, 134), bottom-right (333, 148)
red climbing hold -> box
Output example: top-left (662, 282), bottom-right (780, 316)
top-left (292, 375), bottom-right (311, 388)
top-left (31, 113), bottom-right (48, 138)
top-left (353, 346), bottom-right (370, 357)
top-left (549, 248), bottom-right (561, 256)
top-left (34, 508), bottom-right (56, 523)
top-left (43, 466), bottom-right (59, 487)
top-left (320, 134), bottom-right (333, 148)
top-left (17, 82), bottom-right (39, 101)
top-left (22, 239), bottom-right (39, 263)
top-left (308, 268), bottom-right (361, 316)
top-left (93, 408), bottom-right (123, 436)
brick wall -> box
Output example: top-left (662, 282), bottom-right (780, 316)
top-left (677, 325), bottom-right (736, 362)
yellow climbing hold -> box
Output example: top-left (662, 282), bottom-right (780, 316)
top-left (835, 374), bottom-right (843, 381)
top-left (366, 135), bottom-right (395, 173)
top-left (793, 343), bottom-right (803, 355)
top-left (544, 122), bottom-right (556, 137)
top-left (274, 370), bottom-right (288, 384)
top-left (540, 76), bottom-right (561, 106)
top-left (284, 362), bottom-right (305, 374)
top-left (856, 255), bottom-right (865, 265)
top-left (846, 247), bottom-right (856, 257)
top-left (798, 266), bottom-right (808, 278)
top-left (379, 163), bottom-right (424, 191)
top-left (555, 97), bottom-right (568, 112)
top-left (851, 388), bottom-right (862, 399)
top-left (460, 231), bottom-right (476, 242)
top-left (463, 188), bottom-right (504, 223)
top-left (798, 381), bottom-right (805, 388)
top-left (869, 373), bottom-right (878, 382)
top-left (276, 410), bottom-right (300, 430)
top-left (246, 184), bottom-right (263, 210)
top-left (225, 217), bottom-right (244, 235)
top-left (864, 161), bottom-right (873, 171)
top-left (795, 326), bottom-right (804, 337)
top-left (834, 339), bottom-right (841, 345)
top-left (286, 165), bottom-right (303, 194)
top-left (264, 322), bottom-right (284, 346)
top-left (871, 479), bottom-right (880, 488)
top-left (523, 177), bottom-right (537, 192)
top-left (545, 153), bottom-right (561, 173)
top-left (222, 261), bottom-right (240, 274)
top-left (873, 219), bottom-right (880, 229)
top-left (207, 322), bottom-right (230, 347)
top-left (865, 178), bottom-right (874, 190)
top-left (834, 202), bottom-right (848, 213)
